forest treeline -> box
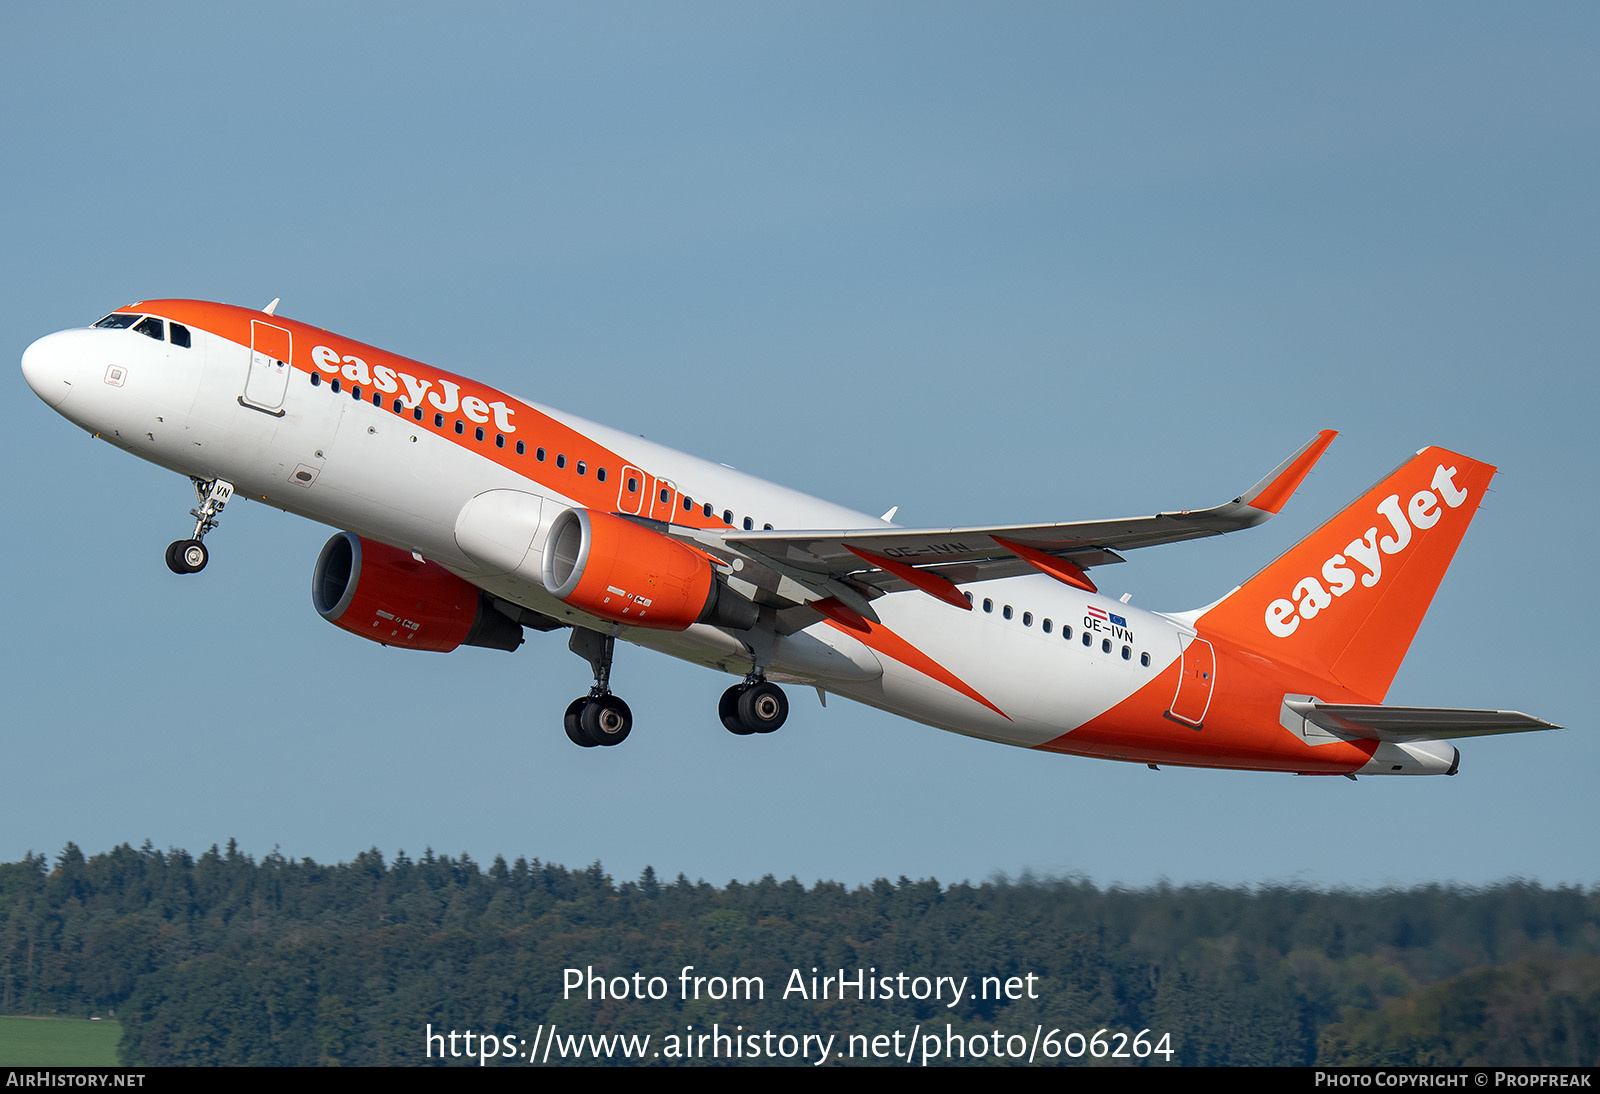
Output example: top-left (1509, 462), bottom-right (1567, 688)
top-left (0, 841), bottom-right (1595, 1066)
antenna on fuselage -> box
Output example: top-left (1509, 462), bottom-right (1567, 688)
top-left (262, 298), bottom-right (280, 315)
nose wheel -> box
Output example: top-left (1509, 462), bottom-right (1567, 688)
top-left (165, 477), bottom-right (233, 575)
top-left (720, 677), bottom-right (789, 735)
top-left (164, 539), bottom-right (209, 574)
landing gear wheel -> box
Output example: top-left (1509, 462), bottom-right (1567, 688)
top-left (720, 684), bottom-right (753, 735)
top-left (166, 539), bottom-right (208, 574)
top-left (180, 539), bottom-right (208, 573)
top-left (167, 478), bottom-right (231, 576)
top-left (581, 694), bottom-right (633, 746)
top-left (737, 681), bottom-right (789, 734)
top-left (564, 697), bottom-right (597, 748)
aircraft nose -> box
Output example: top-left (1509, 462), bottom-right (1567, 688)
top-left (21, 333), bottom-right (75, 408)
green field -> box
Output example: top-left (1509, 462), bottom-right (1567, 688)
top-left (0, 1016), bottom-right (122, 1066)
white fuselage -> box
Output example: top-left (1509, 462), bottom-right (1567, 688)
top-left (22, 309), bottom-right (1179, 753)
top-left (35, 300), bottom-right (1491, 777)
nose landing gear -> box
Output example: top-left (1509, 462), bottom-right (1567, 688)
top-left (165, 477), bottom-right (234, 574)
top-left (164, 539), bottom-right (209, 574)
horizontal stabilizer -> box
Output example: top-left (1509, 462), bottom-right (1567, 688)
top-left (1285, 700), bottom-right (1560, 742)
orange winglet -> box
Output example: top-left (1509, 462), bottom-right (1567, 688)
top-left (1244, 429), bottom-right (1338, 515)
top-left (992, 537), bottom-right (1098, 593)
top-left (845, 546), bottom-right (972, 610)
top-left (809, 596), bottom-right (873, 632)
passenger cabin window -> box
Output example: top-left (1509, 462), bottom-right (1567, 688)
top-left (169, 323), bottom-right (191, 348)
top-left (743, 517), bottom-right (753, 530)
top-left (94, 314), bottom-right (138, 330)
top-left (133, 317), bottom-right (164, 341)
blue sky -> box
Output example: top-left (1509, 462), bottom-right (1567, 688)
top-left (2, 3), bottom-right (1594, 890)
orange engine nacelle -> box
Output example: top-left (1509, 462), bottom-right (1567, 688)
top-left (312, 532), bottom-right (522, 652)
top-left (540, 508), bottom-right (757, 631)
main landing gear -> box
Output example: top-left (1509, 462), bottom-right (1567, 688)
top-left (165, 477), bottom-right (234, 575)
top-left (564, 629), bottom-right (633, 747)
top-left (719, 674), bottom-right (789, 736)
top-left (560, 630), bottom-right (791, 748)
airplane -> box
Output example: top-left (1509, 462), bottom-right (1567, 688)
top-left (20, 299), bottom-right (1558, 776)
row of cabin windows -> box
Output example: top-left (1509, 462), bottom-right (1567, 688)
top-left (963, 591), bottom-right (1152, 667)
top-left (306, 369), bottom-right (775, 530)
top-left (94, 313), bottom-right (192, 348)
top-left (679, 491), bottom-right (773, 531)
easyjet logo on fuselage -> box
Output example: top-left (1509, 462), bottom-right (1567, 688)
top-left (1263, 464), bottom-right (1469, 639)
top-left (310, 344), bottom-right (517, 434)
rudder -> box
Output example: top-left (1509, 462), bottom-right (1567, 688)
top-left (1196, 446), bottom-right (1496, 702)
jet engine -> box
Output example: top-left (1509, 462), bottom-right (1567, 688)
top-left (312, 532), bottom-right (522, 652)
top-left (541, 508), bottom-right (758, 631)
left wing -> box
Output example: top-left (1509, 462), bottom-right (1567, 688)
top-left (673, 431), bottom-right (1337, 624)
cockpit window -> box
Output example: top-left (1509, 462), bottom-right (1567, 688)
top-left (133, 317), bottom-right (165, 341)
top-left (169, 322), bottom-right (191, 348)
top-left (94, 313), bottom-right (138, 330)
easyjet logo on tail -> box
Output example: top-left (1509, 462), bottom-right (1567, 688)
top-left (1264, 464), bottom-right (1469, 639)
